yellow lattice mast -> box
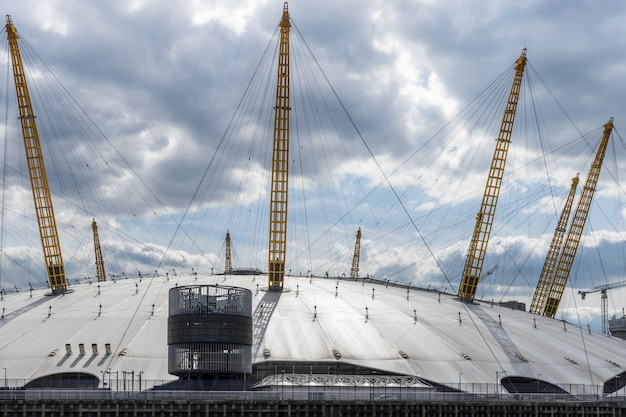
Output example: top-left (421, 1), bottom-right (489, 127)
top-left (458, 49), bottom-right (527, 302)
top-left (6, 16), bottom-right (67, 293)
top-left (529, 175), bottom-right (579, 314)
top-left (267, 3), bottom-right (291, 291)
top-left (92, 219), bottom-right (106, 282)
top-left (542, 117), bottom-right (614, 318)
top-left (350, 228), bottom-right (362, 280)
top-left (225, 230), bottom-right (232, 274)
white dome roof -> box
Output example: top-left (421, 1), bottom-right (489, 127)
top-left (1, 273), bottom-right (625, 394)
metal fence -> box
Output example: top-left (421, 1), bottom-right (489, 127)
top-left (1, 388), bottom-right (625, 403)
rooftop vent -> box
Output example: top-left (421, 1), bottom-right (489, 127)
top-left (563, 356), bottom-right (578, 365)
top-left (398, 350), bottom-right (409, 359)
top-left (78, 343), bottom-right (85, 356)
top-left (65, 344), bottom-right (72, 355)
top-left (332, 349), bottom-right (341, 360)
top-left (105, 343), bottom-right (112, 355)
top-left (263, 348), bottom-right (271, 359)
top-left (118, 347), bottom-right (129, 356)
top-left (48, 348), bottom-right (60, 357)
top-left (92, 344), bottom-right (98, 355)
top-left (605, 359), bottom-right (620, 368)
top-left (459, 352), bottom-right (472, 360)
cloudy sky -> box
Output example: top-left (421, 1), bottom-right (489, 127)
top-left (1, 0), bottom-right (626, 331)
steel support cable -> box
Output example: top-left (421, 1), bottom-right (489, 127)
top-left (290, 25), bottom-right (531, 288)
top-left (155, 39), bottom-right (278, 278)
top-left (528, 62), bottom-right (586, 142)
top-left (244, 34), bottom-right (279, 267)
top-left (531, 75), bottom-right (623, 312)
top-left (19, 37), bottom-right (137, 203)
top-left (609, 130), bottom-right (626, 309)
top-left (212, 31), bottom-right (279, 266)
top-left (0, 44), bottom-right (8, 292)
top-left (288, 41), bottom-right (315, 274)
top-left (292, 99), bottom-right (315, 275)
top-left (14, 34), bottom-right (197, 273)
top-left (526, 67), bottom-right (560, 218)
top-left (2, 39), bottom-right (190, 280)
top-left (0, 158), bottom-right (179, 263)
top-left (1, 34), bottom-right (183, 282)
top-left (27, 71), bottom-right (92, 272)
top-left (478, 75), bottom-right (536, 300)
top-left (21, 51), bottom-right (104, 275)
top-left (303, 57), bottom-right (454, 289)
top-left (571, 136), bottom-right (620, 390)
top-left (288, 32), bottom-right (406, 276)
top-left (525, 65), bottom-right (605, 334)
top-left (16, 38), bottom-right (179, 275)
top-left (153, 26), bottom-right (284, 274)
top-left (278, 58), bottom-right (502, 249)
top-left (289, 34), bottom-right (355, 273)
top-left (291, 21), bottom-right (401, 273)
top-left (290, 80), bottom-right (319, 302)
top-left (19, 41), bottom-right (136, 256)
top-left (407, 74), bottom-right (514, 257)
top-left (198, 45), bottom-right (275, 266)
top-left (192, 33), bottom-right (277, 262)
top-left (558, 123), bottom-right (617, 391)
top-left (223, 41), bottom-right (275, 219)
top-left (366, 71), bottom-right (514, 252)
top-left (565, 278), bottom-right (597, 391)
top-left (268, 94), bottom-right (320, 271)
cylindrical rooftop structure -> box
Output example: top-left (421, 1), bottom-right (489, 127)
top-left (168, 284), bottom-right (252, 377)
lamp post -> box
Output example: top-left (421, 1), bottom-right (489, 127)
top-left (458, 373), bottom-right (463, 392)
top-left (495, 371), bottom-right (499, 397)
top-left (281, 369), bottom-right (285, 400)
top-left (496, 370), bottom-right (507, 397)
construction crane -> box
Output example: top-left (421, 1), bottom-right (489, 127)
top-left (579, 279), bottom-right (626, 335)
top-left (267, 2), bottom-right (291, 291)
top-left (350, 228), bottom-right (362, 280)
top-left (542, 117), bottom-right (614, 318)
top-left (458, 49), bottom-right (527, 302)
top-left (530, 175), bottom-right (579, 314)
top-left (92, 219), bottom-right (106, 282)
top-left (6, 16), bottom-right (67, 293)
top-left (225, 230), bottom-right (233, 274)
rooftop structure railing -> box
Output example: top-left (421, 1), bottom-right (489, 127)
top-left (0, 382), bottom-right (624, 402)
